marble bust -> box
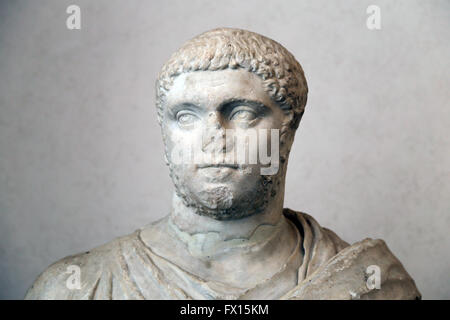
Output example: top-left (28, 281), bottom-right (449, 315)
top-left (25, 28), bottom-right (421, 300)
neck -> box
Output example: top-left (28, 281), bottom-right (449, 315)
top-left (168, 181), bottom-right (287, 256)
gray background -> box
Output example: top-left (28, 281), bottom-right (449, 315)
top-left (0, 0), bottom-right (449, 299)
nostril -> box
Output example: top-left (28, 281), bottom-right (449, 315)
top-left (206, 112), bottom-right (223, 129)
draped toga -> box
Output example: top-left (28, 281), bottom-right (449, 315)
top-left (25, 209), bottom-right (421, 300)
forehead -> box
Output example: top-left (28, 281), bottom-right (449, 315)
top-left (165, 69), bottom-right (275, 108)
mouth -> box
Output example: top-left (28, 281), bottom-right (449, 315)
top-left (197, 164), bottom-right (239, 169)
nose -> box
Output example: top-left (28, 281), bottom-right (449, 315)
top-left (202, 112), bottom-right (226, 153)
top-left (206, 111), bottom-right (222, 129)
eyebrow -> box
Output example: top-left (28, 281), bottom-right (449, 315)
top-left (218, 98), bottom-right (271, 113)
top-left (167, 98), bottom-right (272, 116)
top-left (167, 102), bottom-right (202, 116)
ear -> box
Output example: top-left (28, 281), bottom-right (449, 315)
top-left (279, 110), bottom-right (298, 152)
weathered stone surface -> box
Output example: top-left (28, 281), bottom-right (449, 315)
top-left (25, 28), bottom-right (420, 300)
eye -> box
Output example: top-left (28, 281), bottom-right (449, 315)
top-left (230, 107), bottom-right (257, 122)
top-left (176, 111), bottom-right (199, 128)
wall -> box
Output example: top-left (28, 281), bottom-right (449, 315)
top-left (0, 0), bottom-right (448, 299)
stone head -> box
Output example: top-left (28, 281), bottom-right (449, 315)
top-left (155, 28), bottom-right (308, 220)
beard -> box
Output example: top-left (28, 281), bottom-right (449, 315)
top-left (168, 163), bottom-right (282, 221)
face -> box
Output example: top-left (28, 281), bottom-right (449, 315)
top-left (162, 69), bottom-right (288, 220)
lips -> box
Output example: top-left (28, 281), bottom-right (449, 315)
top-left (197, 164), bottom-right (239, 169)
top-left (196, 164), bottom-right (239, 181)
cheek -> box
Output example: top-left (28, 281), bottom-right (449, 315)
top-left (251, 118), bottom-right (283, 154)
top-left (258, 112), bottom-right (284, 130)
top-left (163, 126), bottom-right (201, 157)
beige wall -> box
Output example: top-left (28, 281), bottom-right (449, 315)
top-left (0, 0), bottom-right (449, 299)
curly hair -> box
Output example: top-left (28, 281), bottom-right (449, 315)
top-left (155, 28), bottom-right (308, 133)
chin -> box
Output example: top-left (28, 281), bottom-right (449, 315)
top-left (187, 187), bottom-right (265, 220)
top-left (169, 162), bottom-right (282, 220)
top-left (173, 179), bottom-right (275, 221)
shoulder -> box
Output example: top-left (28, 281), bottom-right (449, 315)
top-left (24, 231), bottom-right (139, 300)
top-left (283, 208), bottom-right (349, 253)
top-left (320, 238), bottom-right (420, 299)
top-left (283, 208), bottom-right (350, 279)
top-left (282, 209), bottom-right (421, 299)
top-left (339, 238), bottom-right (421, 300)
top-left (284, 236), bottom-right (421, 299)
